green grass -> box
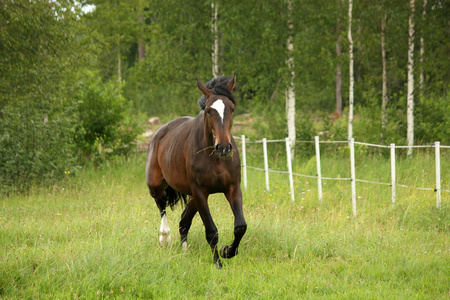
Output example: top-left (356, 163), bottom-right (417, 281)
top-left (1, 153), bottom-right (449, 299)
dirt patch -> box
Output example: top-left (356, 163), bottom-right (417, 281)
top-left (137, 117), bottom-right (162, 152)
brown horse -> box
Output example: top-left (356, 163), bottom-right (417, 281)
top-left (145, 74), bottom-right (247, 267)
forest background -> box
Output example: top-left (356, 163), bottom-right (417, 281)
top-left (0, 0), bottom-right (448, 194)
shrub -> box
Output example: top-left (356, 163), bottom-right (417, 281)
top-left (74, 72), bottom-right (142, 160)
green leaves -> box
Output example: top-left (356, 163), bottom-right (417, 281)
top-left (75, 72), bottom-right (142, 158)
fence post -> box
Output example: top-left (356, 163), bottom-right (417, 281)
top-left (241, 135), bottom-right (247, 190)
top-left (263, 138), bottom-right (270, 191)
top-left (390, 143), bottom-right (396, 206)
top-left (315, 136), bottom-right (323, 204)
top-left (349, 138), bottom-right (357, 217)
top-left (435, 141), bottom-right (441, 208)
top-left (285, 138), bottom-right (295, 201)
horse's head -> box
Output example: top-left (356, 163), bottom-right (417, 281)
top-left (196, 74), bottom-right (236, 159)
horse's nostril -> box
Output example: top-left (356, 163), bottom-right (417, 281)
top-left (215, 143), bottom-right (232, 156)
top-left (216, 144), bottom-right (223, 153)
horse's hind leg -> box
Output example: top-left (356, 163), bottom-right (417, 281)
top-left (156, 193), bottom-right (171, 245)
top-left (147, 181), bottom-right (171, 245)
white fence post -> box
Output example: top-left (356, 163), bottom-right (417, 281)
top-left (241, 135), bottom-right (247, 190)
top-left (315, 136), bottom-right (323, 204)
top-left (349, 138), bottom-right (357, 216)
top-left (285, 138), bottom-right (295, 201)
top-left (435, 141), bottom-right (441, 208)
top-left (263, 138), bottom-right (270, 191)
top-left (390, 143), bottom-right (396, 206)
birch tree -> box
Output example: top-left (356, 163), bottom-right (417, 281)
top-left (381, 11), bottom-right (388, 140)
top-left (286, 0), bottom-right (296, 158)
top-left (138, 13), bottom-right (145, 61)
top-left (348, 0), bottom-right (354, 140)
top-left (407, 0), bottom-right (415, 156)
top-left (419, 0), bottom-right (427, 95)
top-left (336, 18), bottom-right (342, 116)
top-left (211, 2), bottom-right (220, 78)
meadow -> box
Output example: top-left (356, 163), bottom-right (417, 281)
top-left (1, 151), bottom-right (449, 299)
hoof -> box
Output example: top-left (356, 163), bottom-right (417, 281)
top-left (215, 258), bottom-right (223, 269)
top-left (220, 245), bottom-right (238, 259)
top-left (159, 233), bottom-right (171, 246)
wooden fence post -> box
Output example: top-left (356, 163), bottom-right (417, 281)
top-left (241, 135), bottom-right (247, 190)
top-left (285, 138), bottom-right (295, 201)
top-left (315, 136), bottom-right (323, 204)
top-left (349, 138), bottom-right (356, 216)
top-left (263, 138), bottom-right (269, 191)
top-left (435, 141), bottom-right (441, 208)
top-left (390, 143), bottom-right (396, 205)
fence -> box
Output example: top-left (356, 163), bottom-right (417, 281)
top-left (236, 135), bottom-right (449, 216)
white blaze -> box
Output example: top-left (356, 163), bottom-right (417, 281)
top-left (211, 99), bottom-right (225, 123)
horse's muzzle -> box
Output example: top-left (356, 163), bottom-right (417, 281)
top-left (215, 143), bottom-right (232, 158)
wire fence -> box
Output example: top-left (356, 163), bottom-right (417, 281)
top-left (235, 135), bottom-right (448, 216)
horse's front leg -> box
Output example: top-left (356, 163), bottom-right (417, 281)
top-left (179, 197), bottom-right (197, 252)
top-left (220, 185), bottom-right (247, 259)
top-left (192, 188), bottom-right (222, 268)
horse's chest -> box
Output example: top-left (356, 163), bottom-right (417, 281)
top-left (193, 165), bottom-right (235, 192)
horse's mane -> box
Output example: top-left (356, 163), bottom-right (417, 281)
top-left (197, 75), bottom-right (235, 110)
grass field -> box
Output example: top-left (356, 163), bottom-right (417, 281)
top-left (1, 152), bottom-right (449, 299)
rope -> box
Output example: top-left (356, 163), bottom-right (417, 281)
top-left (317, 141), bottom-right (349, 144)
top-left (355, 178), bottom-right (391, 186)
top-left (354, 142), bottom-right (390, 148)
top-left (394, 145), bottom-right (434, 149)
top-left (292, 173), bottom-right (318, 179)
top-left (322, 177), bottom-right (352, 181)
top-left (396, 184), bottom-right (434, 191)
top-left (236, 137), bottom-right (449, 148)
top-left (246, 166), bottom-right (266, 171)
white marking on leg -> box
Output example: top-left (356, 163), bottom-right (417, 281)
top-left (159, 214), bottom-right (171, 245)
top-left (210, 99), bottom-right (225, 123)
top-left (181, 241), bottom-right (188, 252)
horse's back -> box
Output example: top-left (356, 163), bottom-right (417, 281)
top-left (146, 116), bottom-right (195, 195)
top-left (148, 116), bottom-right (193, 150)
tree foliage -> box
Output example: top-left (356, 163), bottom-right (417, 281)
top-left (0, 0), bottom-right (90, 193)
top-left (74, 72), bottom-right (141, 159)
top-left (0, 0), bottom-right (141, 194)
top-left (1, 0), bottom-right (448, 192)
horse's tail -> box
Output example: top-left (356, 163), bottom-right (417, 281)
top-left (164, 186), bottom-right (187, 210)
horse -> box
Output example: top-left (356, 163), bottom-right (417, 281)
top-left (145, 74), bottom-right (247, 268)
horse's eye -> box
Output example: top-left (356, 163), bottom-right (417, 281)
top-left (231, 108), bottom-right (235, 113)
top-left (206, 108), bottom-right (211, 115)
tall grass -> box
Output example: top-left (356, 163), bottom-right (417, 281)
top-left (1, 153), bottom-right (448, 299)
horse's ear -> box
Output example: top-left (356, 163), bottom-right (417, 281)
top-left (196, 78), bottom-right (211, 98)
top-left (227, 73), bottom-right (236, 92)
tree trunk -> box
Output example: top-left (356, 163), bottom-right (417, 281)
top-left (286, 0), bottom-right (296, 159)
top-left (211, 2), bottom-right (219, 78)
top-left (381, 13), bottom-right (388, 140)
top-left (419, 0), bottom-right (427, 95)
top-left (336, 18), bottom-right (342, 116)
top-left (138, 40), bottom-right (145, 61)
top-left (138, 14), bottom-right (145, 61)
top-left (407, 0), bottom-right (415, 156)
top-left (348, 0), bottom-right (354, 140)
top-left (117, 46), bottom-right (121, 81)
